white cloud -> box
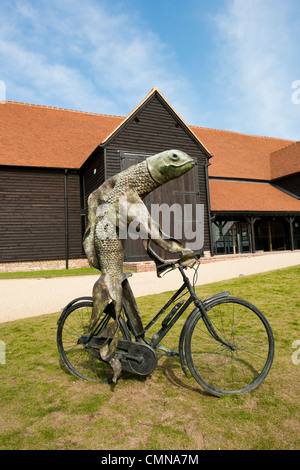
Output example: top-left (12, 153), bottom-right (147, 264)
top-left (0, 0), bottom-right (197, 119)
top-left (214, 0), bottom-right (300, 140)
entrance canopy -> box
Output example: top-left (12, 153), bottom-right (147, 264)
top-left (209, 180), bottom-right (300, 213)
top-left (209, 180), bottom-right (300, 255)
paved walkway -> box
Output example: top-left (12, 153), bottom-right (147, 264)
top-left (1, 251), bottom-right (300, 323)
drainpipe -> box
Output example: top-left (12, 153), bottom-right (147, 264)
top-left (64, 169), bottom-right (69, 269)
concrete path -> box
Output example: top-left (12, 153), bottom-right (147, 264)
top-left (0, 251), bottom-right (300, 323)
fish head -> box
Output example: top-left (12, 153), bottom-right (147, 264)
top-left (146, 150), bottom-right (195, 185)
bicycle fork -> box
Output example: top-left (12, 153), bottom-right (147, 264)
top-left (197, 302), bottom-right (236, 351)
top-left (180, 266), bottom-right (235, 352)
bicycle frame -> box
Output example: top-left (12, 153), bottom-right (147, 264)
top-left (58, 257), bottom-right (233, 381)
top-left (122, 264), bottom-right (232, 352)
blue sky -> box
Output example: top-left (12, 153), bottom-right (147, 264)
top-left (1, 0), bottom-right (300, 140)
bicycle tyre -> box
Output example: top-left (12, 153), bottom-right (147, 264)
top-left (57, 301), bottom-right (131, 382)
top-left (184, 297), bottom-right (274, 397)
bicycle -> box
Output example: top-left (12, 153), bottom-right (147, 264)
top-left (57, 249), bottom-right (275, 397)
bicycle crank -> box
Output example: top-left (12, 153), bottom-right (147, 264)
top-left (118, 340), bottom-right (158, 376)
top-left (78, 335), bottom-right (158, 377)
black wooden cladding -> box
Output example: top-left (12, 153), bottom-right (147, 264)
top-left (81, 146), bottom-right (106, 210)
top-left (0, 167), bottom-right (83, 262)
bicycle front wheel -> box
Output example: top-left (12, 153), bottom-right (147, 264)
top-left (184, 297), bottom-right (274, 397)
top-left (57, 301), bottom-right (131, 382)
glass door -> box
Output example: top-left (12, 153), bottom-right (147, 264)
top-left (213, 221), bottom-right (251, 255)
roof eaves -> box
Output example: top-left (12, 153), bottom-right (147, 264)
top-left (271, 170), bottom-right (300, 181)
top-left (0, 163), bottom-right (80, 171)
top-left (271, 182), bottom-right (300, 200)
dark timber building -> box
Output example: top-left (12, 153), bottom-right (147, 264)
top-left (1, 88), bottom-right (299, 270)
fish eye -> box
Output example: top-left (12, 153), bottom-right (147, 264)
top-left (169, 151), bottom-right (178, 160)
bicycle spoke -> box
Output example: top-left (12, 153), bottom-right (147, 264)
top-left (185, 297), bottom-right (274, 396)
top-left (57, 302), bottom-right (119, 382)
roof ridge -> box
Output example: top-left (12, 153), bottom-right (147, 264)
top-left (5, 100), bottom-right (125, 119)
top-left (190, 124), bottom-right (295, 142)
top-left (270, 139), bottom-right (300, 156)
top-left (5, 100), bottom-right (297, 144)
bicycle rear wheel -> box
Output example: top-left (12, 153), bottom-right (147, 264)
top-left (57, 301), bottom-right (131, 382)
top-left (184, 297), bottom-right (274, 397)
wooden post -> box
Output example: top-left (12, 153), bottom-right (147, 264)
top-left (289, 216), bottom-right (295, 251)
top-left (232, 224), bottom-right (236, 254)
top-left (285, 216), bottom-right (295, 251)
top-left (246, 217), bottom-right (258, 253)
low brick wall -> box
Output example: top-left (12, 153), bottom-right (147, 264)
top-left (0, 258), bottom-right (90, 273)
top-left (0, 251), bottom-right (224, 273)
top-left (0, 258), bottom-right (158, 273)
top-left (2, 250), bottom-right (289, 273)
top-left (123, 261), bottom-right (156, 272)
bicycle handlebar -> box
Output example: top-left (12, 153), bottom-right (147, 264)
top-left (146, 244), bottom-right (203, 278)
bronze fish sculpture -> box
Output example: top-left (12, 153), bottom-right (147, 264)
top-left (83, 150), bottom-right (195, 381)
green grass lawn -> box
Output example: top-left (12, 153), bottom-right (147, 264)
top-left (0, 265), bottom-right (299, 450)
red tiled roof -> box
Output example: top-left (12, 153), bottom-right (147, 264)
top-left (0, 101), bottom-right (124, 168)
top-left (0, 98), bottom-right (298, 184)
top-left (190, 126), bottom-right (294, 180)
top-left (209, 180), bottom-right (300, 212)
top-left (270, 140), bottom-right (300, 180)
top-left (2, 98), bottom-right (299, 214)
